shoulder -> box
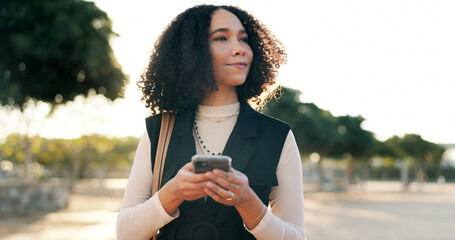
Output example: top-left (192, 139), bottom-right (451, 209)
top-left (145, 114), bottom-right (163, 146)
top-left (145, 114), bottom-right (162, 125)
top-left (145, 114), bottom-right (164, 133)
top-left (254, 110), bottom-right (291, 133)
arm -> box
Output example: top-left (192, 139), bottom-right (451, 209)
top-left (247, 130), bottom-right (305, 239)
top-left (204, 130), bottom-right (305, 239)
top-left (116, 132), bottom-right (212, 240)
top-left (116, 132), bottom-right (179, 240)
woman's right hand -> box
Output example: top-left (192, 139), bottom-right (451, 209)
top-left (169, 162), bottom-right (211, 201)
top-left (158, 162), bottom-right (209, 215)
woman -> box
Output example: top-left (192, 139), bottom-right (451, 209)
top-left (116, 5), bottom-right (305, 240)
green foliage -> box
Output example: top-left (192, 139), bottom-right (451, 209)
top-left (264, 87), bottom-right (376, 159)
top-left (333, 115), bottom-right (377, 159)
top-left (263, 87), bottom-right (449, 184)
top-left (0, 134), bottom-right (139, 178)
top-left (0, 0), bottom-right (126, 107)
top-left (373, 138), bottom-right (403, 159)
top-left (0, 134), bottom-right (25, 162)
top-left (264, 88), bottom-right (338, 156)
top-left (385, 134), bottom-right (446, 167)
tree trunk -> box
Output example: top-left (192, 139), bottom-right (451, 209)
top-left (316, 157), bottom-right (325, 191)
top-left (401, 159), bottom-right (409, 191)
top-left (415, 164), bottom-right (426, 192)
top-left (360, 159), bottom-right (370, 191)
top-left (69, 155), bottom-right (81, 192)
top-left (22, 135), bottom-right (33, 182)
top-left (346, 158), bottom-right (356, 185)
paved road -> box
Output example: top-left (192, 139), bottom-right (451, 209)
top-left (1, 180), bottom-right (454, 240)
top-left (0, 179), bottom-right (124, 240)
top-left (304, 182), bottom-right (455, 240)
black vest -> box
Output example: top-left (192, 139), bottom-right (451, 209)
top-left (146, 102), bottom-right (290, 240)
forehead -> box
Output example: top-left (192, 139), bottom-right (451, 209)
top-left (209, 9), bottom-right (245, 32)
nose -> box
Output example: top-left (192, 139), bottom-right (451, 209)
top-left (231, 41), bottom-right (245, 56)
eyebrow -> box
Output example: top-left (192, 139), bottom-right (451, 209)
top-left (209, 28), bottom-right (247, 37)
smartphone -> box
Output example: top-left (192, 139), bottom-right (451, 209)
top-left (191, 155), bottom-right (232, 173)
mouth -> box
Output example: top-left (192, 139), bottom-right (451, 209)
top-left (227, 62), bottom-right (247, 69)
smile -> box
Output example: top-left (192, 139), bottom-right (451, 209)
top-left (227, 62), bottom-right (247, 69)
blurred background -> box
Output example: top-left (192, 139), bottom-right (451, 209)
top-left (1, 0), bottom-right (454, 239)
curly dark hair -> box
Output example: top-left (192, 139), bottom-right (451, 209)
top-left (138, 5), bottom-right (287, 114)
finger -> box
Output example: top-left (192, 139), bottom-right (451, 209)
top-left (182, 162), bottom-right (194, 171)
top-left (212, 169), bottom-right (243, 185)
top-left (204, 185), bottom-right (233, 205)
top-left (180, 189), bottom-right (208, 201)
top-left (182, 180), bottom-right (211, 190)
top-left (204, 187), bottom-right (224, 203)
top-left (207, 172), bottom-right (238, 192)
top-left (230, 168), bottom-right (249, 185)
top-left (180, 169), bottom-right (209, 183)
top-left (182, 190), bottom-right (206, 197)
top-left (206, 182), bottom-right (233, 199)
top-left (177, 181), bottom-right (210, 197)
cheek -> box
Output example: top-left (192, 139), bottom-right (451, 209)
top-left (210, 47), bottom-right (225, 65)
top-left (246, 47), bottom-right (254, 62)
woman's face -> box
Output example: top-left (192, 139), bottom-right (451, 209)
top-left (208, 9), bottom-right (253, 90)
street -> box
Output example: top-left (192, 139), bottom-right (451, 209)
top-left (1, 180), bottom-right (454, 240)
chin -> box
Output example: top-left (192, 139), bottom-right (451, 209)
top-left (231, 78), bottom-right (247, 87)
top-left (216, 76), bottom-right (247, 87)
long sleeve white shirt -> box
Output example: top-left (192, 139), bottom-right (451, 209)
top-left (116, 103), bottom-right (305, 239)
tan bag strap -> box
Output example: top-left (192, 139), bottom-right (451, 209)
top-left (152, 112), bottom-right (175, 196)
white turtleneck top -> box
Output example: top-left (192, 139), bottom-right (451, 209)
top-left (116, 103), bottom-right (305, 240)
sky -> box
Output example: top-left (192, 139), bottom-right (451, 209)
top-left (1, 0), bottom-right (454, 144)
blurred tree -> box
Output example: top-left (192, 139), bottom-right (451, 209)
top-left (0, 0), bottom-right (126, 106)
top-left (333, 115), bottom-right (377, 184)
top-left (0, 134), bottom-right (138, 180)
top-left (0, 0), bottom-right (126, 180)
top-left (263, 87), bottom-right (447, 189)
top-left (264, 87), bottom-right (338, 156)
top-left (374, 138), bottom-right (404, 159)
top-left (386, 134), bottom-right (446, 184)
top-left (264, 87), bottom-right (383, 189)
top-left (0, 134), bottom-right (25, 164)
top-left (264, 87), bottom-right (339, 190)
top-left (367, 139), bottom-right (405, 182)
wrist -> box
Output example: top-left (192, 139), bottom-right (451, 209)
top-left (163, 178), bottom-right (183, 203)
top-left (235, 187), bottom-right (256, 210)
top-left (243, 205), bottom-right (266, 228)
top-left (234, 188), bottom-right (267, 230)
top-left (158, 179), bottom-right (183, 215)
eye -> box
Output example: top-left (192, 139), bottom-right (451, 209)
top-left (214, 36), bottom-right (227, 41)
top-left (240, 37), bottom-right (249, 42)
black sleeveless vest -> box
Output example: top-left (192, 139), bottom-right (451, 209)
top-left (146, 102), bottom-right (290, 240)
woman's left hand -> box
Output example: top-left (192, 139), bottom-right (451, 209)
top-left (204, 167), bottom-right (252, 207)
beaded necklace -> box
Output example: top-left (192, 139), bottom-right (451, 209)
top-left (193, 120), bottom-right (222, 156)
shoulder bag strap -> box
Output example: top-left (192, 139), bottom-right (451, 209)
top-left (151, 112), bottom-right (175, 196)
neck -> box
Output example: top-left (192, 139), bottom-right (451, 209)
top-left (200, 86), bottom-right (239, 106)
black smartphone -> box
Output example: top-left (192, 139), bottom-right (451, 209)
top-left (191, 155), bottom-right (232, 173)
